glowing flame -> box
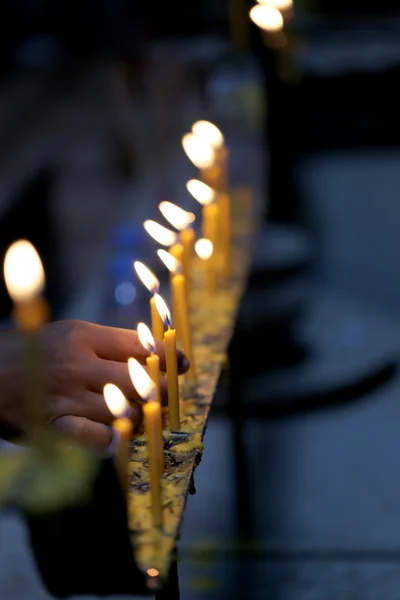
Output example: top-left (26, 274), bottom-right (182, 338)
top-left (192, 120), bottom-right (224, 149)
top-left (257, 0), bottom-right (292, 8)
top-left (195, 238), bottom-right (213, 260)
top-left (103, 383), bottom-right (129, 418)
top-left (127, 357), bottom-right (156, 401)
top-left (249, 4), bottom-right (284, 31)
top-left (147, 568), bottom-right (159, 578)
top-left (186, 179), bottom-right (215, 206)
top-left (157, 249), bottom-right (182, 275)
top-left (4, 240), bottom-right (45, 302)
top-left (153, 293), bottom-right (172, 329)
top-left (133, 261), bottom-right (160, 294)
top-left (159, 201), bottom-right (195, 231)
top-left (181, 132), bottom-right (215, 169)
top-left (137, 322), bottom-right (156, 354)
top-left (144, 220), bottom-right (178, 247)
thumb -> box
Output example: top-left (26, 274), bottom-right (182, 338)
top-left (53, 415), bottom-right (113, 453)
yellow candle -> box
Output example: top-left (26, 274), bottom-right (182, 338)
top-left (171, 273), bottom-right (195, 382)
top-left (218, 192), bottom-right (231, 277)
top-left (195, 238), bottom-right (215, 296)
top-left (127, 358), bottom-right (163, 526)
top-left (169, 242), bottom-right (184, 287)
top-left (152, 293), bottom-right (180, 432)
top-left (164, 327), bottom-right (179, 430)
top-left (103, 383), bottom-right (132, 496)
top-left (180, 226), bottom-right (195, 284)
top-left (215, 146), bottom-right (229, 192)
top-left (4, 240), bottom-right (49, 449)
top-left (143, 400), bottom-right (163, 527)
top-left (150, 295), bottom-right (165, 341)
top-left (202, 202), bottom-right (219, 247)
top-left (146, 353), bottom-right (161, 404)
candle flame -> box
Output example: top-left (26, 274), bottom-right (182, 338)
top-left (249, 4), bottom-right (284, 30)
top-left (157, 249), bottom-right (182, 275)
top-left (137, 322), bottom-right (156, 354)
top-left (133, 261), bottom-right (160, 294)
top-left (103, 383), bottom-right (129, 418)
top-left (192, 120), bottom-right (224, 149)
top-left (147, 568), bottom-right (159, 578)
top-left (127, 357), bottom-right (156, 401)
top-left (181, 132), bottom-right (215, 169)
top-left (195, 238), bottom-right (213, 260)
top-left (186, 179), bottom-right (215, 206)
top-left (144, 220), bottom-right (178, 247)
top-left (257, 0), bottom-right (292, 8)
top-left (4, 239), bottom-right (45, 302)
top-left (159, 201), bottom-right (195, 231)
top-left (153, 293), bottom-right (172, 329)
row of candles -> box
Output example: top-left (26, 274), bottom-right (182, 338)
top-left (2, 119), bottom-right (232, 532)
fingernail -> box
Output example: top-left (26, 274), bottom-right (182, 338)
top-left (179, 354), bottom-right (190, 372)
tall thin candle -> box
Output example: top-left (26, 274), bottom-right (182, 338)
top-left (133, 261), bottom-right (164, 341)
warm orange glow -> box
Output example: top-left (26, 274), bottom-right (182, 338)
top-left (257, 0), bottom-right (292, 8)
top-left (144, 220), bottom-right (178, 247)
top-left (103, 383), bottom-right (130, 418)
top-left (157, 249), bottom-right (182, 275)
top-left (186, 179), bottom-right (215, 206)
top-left (249, 4), bottom-right (284, 30)
top-left (192, 120), bottom-right (224, 149)
top-left (181, 132), bottom-right (215, 169)
top-left (4, 240), bottom-right (45, 302)
top-left (137, 322), bottom-right (156, 354)
top-left (147, 568), bottom-right (159, 578)
top-left (133, 261), bottom-right (160, 294)
top-left (159, 201), bottom-right (195, 231)
top-left (127, 357), bottom-right (156, 401)
top-left (194, 238), bottom-right (213, 260)
top-left (153, 293), bottom-right (172, 329)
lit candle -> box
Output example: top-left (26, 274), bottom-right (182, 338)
top-left (181, 132), bottom-right (215, 185)
top-left (186, 179), bottom-right (219, 260)
top-left (133, 261), bottom-right (164, 342)
top-left (158, 201), bottom-right (196, 296)
top-left (143, 219), bottom-right (183, 286)
top-left (137, 322), bottom-right (161, 405)
top-left (153, 293), bottom-right (179, 431)
top-left (157, 249), bottom-right (195, 383)
top-left (128, 357), bottom-right (163, 528)
top-left (257, 0), bottom-right (293, 22)
top-left (195, 238), bottom-right (215, 295)
top-left (192, 120), bottom-right (228, 192)
top-left (103, 383), bottom-right (132, 495)
top-left (4, 240), bottom-right (49, 449)
top-left (249, 4), bottom-right (285, 48)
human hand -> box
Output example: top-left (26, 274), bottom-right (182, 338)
top-left (0, 320), bottom-right (189, 451)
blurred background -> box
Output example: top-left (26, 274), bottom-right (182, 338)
top-left (2, 0), bottom-right (400, 599)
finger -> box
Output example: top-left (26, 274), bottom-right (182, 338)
top-left (86, 322), bottom-right (190, 373)
top-left (87, 359), bottom-right (170, 406)
top-left (52, 392), bottom-right (143, 428)
top-left (53, 415), bottom-right (113, 452)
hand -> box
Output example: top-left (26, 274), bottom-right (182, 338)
top-left (0, 320), bottom-right (189, 451)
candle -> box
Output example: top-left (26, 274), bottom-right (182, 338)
top-left (257, 0), bottom-right (293, 23)
top-left (191, 123), bottom-right (231, 276)
top-left (186, 179), bottom-right (219, 262)
top-left (192, 120), bottom-right (228, 192)
top-left (137, 322), bottom-right (161, 405)
top-left (194, 238), bottom-right (215, 295)
top-left (127, 358), bottom-right (163, 527)
top-left (157, 249), bottom-right (195, 383)
top-left (143, 219), bottom-right (183, 287)
top-left (181, 132), bottom-right (215, 184)
top-left (249, 4), bottom-right (285, 48)
top-left (158, 201), bottom-right (196, 296)
top-left (133, 261), bottom-right (164, 341)
top-left (103, 383), bottom-right (132, 495)
top-left (153, 293), bottom-right (179, 431)
top-left (3, 240), bottom-right (49, 449)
